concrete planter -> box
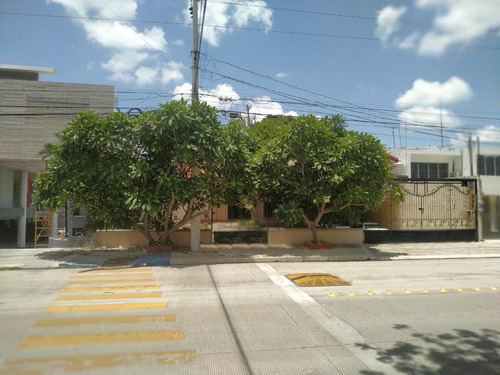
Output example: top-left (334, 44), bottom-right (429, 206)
top-left (304, 241), bottom-right (332, 250)
top-left (268, 227), bottom-right (363, 246)
top-left (91, 230), bottom-right (212, 248)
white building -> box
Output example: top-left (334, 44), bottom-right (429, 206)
top-left (0, 65), bottom-right (115, 247)
top-left (388, 146), bottom-right (500, 240)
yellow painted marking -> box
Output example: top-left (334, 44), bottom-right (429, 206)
top-left (6, 350), bottom-right (195, 372)
top-left (403, 289), bottom-right (413, 295)
top-left (490, 286), bottom-right (499, 291)
top-left (75, 268), bottom-right (152, 273)
top-left (286, 273), bottom-right (350, 287)
top-left (66, 278), bottom-right (156, 285)
top-left (365, 291), bottom-right (377, 296)
top-left (45, 301), bottom-right (167, 312)
top-left (421, 289), bottom-right (432, 294)
top-left (439, 288), bottom-right (448, 293)
top-left (384, 290), bottom-right (395, 295)
top-left (327, 292), bottom-right (339, 297)
top-left (19, 330), bottom-right (184, 348)
top-left (70, 273), bottom-right (153, 279)
top-left (472, 286), bottom-right (483, 291)
top-left (61, 285), bottom-right (160, 292)
top-left (347, 291), bottom-right (358, 297)
top-left (35, 314), bottom-right (176, 327)
top-left (456, 287), bottom-right (466, 292)
top-left (55, 292), bottom-right (162, 301)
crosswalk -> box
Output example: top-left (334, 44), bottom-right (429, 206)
top-left (1, 267), bottom-right (195, 374)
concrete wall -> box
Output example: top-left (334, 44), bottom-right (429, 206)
top-left (267, 228), bottom-right (363, 246)
top-left (91, 230), bottom-right (212, 248)
top-left (0, 79), bottom-right (115, 160)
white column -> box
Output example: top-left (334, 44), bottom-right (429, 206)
top-left (16, 171), bottom-right (28, 248)
top-left (51, 212), bottom-right (58, 238)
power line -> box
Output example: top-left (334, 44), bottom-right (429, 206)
top-left (210, 1), bottom-right (376, 20)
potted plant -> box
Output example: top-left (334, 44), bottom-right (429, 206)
top-left (146, 240), bottom-right (173, 254)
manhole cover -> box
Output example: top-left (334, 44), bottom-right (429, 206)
top-left (286, 273), bottom-right (351, 287)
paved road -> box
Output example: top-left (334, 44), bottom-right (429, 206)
top-left (0, 258), bottom-right (499, 374)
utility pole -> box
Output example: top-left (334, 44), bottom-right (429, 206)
top-left (468, 133), bottom-right (474, 176)
top-left (190, 0), bottom-right (201, 251)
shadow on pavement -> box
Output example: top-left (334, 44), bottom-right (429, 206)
top-left (368, 248), bottom-right (409, 260)
top-left (357, 325), bottom-right (500, 375)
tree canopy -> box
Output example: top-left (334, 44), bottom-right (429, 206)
top-left (253, 114), bottom-right (394, 242)
top-left (34, 99), bottom-right (247, 245)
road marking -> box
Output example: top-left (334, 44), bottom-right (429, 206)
top-left (403, 289), bottom-right (413, 294)
top-left (327, 291), bottom-right (339, 297)
top-left (456, 287), bottom-right (466, 292)
top-left (490, 286), bottom-right (499, 291)
top-left (384, 290), bottom-right (395, 295)
top-left (55, 292), bottom-right (163, 301)
top-left (66, 278), bottom-right (156, 285)
top-left (439, 288), bottom-right (448, 293)
top-left (347, 291), bottom-right (358, 297)
top-left (421, 289), bottom-right (432, 293)
top-left (70, 273), bottom-right (153, 279)
top-left (473, 286), bottom-right (484, 291)
top-left (365, 291), bottom-right (377, 296)
top-left (19, 330), bottom-right (184, 348)
top-left (61, 285), bottom-right (160, 292)
top-left (5, 350), bottom-right (195, 373)
top-left (45, 302), bottom-right (167, 312)
top-left (257, 263), bottom-right (365, 345)
top-left (75, 268), bottom-right (152, 273)
top-left (34, 314), bottom-right (176, 327)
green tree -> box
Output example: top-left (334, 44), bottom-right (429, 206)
top-left (34, 100), bottom-right (246, 246)
top-left (255, 114), bottom-right (394, 243)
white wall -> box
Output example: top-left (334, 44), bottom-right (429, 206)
top-left (0, 166), bottom-right (14, 208)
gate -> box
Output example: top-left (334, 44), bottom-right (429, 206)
top-left (367, 180), bottom-right (477, 231)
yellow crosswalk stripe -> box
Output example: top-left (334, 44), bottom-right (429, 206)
top-left (5, 350), bottom-right (195, 372)
top-left (70, 273), bottom-right (153, 279)
top-left (19, 330), bottom-right (184, 348)
top-left (66, 278), bottom-right (156, 285)
top-left (55, 292), bottom-right (163, 301)
top-left (45, 302), bottom-right (167, 312)
top-left (61, 285), bottom-right (160, 292)
top-left (74, 268), bottom-right (152, 273)
top-left (34, 314), bottom-right (176, 327)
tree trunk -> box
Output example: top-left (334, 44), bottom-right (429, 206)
top-left (310, 224), bottom-right (319, 243)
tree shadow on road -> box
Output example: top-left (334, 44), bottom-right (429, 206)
top-left (367, 248), bottom-right (408, 260)
top-left (356, 325), bottom-right (500, 375)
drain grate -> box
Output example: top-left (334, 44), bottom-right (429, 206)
top-left (286, 273), bottom-right (351, 287)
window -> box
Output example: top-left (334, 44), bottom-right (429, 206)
top-left (411, 162), bottom-right (449, 179)
top-left (477, 155), bottom-right (500, 176)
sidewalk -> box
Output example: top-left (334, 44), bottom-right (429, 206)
top-left (0, 241), bottom-right (499, 270)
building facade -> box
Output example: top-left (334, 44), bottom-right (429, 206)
top-left (387, 146), bottom-right (500, 240)
top-left (0, 65), bottom-right (115, 247)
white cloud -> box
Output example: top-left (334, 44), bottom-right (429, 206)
top-left (48, 0), bottom-right (137, 19)
top-left (276, 72), bottom-right (288, 78)
top-left (80, 20), bottom-right (166, 50)
top-left (161, 62), bottom-right (184, 84)
top-left (452, 125), bottom-right (500, 145)
top-left (135, 66), bottom-right (158, 86)
top-left (375, 6), bottom-right (406, 44)
top-left (101, 50), bottom-right (149, 82)
top-left (48, 0), bottom-right (170, 85)
top-left (395, 77), bottom-right (473, 108)
top-left (185, 0), bottom-right (273, 47)
top-left (375, 0), bottom-right (500, 56)
top-left (398, 106), bottom-right (462, 130)
top-left (232, 0), bottom-right (272, 30)
top-left (172, 82), bottom-right (241, 111)
top-left (171, 39), bottom-right (184, 46)
top-left (247, 96), bottom-right (295, 122)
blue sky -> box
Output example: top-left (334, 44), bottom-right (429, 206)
top-left (1, 0), bottom-right (499, 148)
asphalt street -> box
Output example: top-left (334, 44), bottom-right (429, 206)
top-left (0, 258), bottom-right (499, 374)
